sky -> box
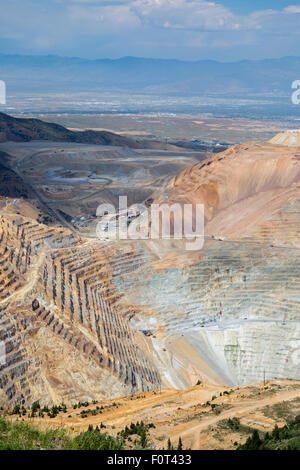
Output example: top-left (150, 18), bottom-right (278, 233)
top-left (0, 0), bottom-right (299, 61)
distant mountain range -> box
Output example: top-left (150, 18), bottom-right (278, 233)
top-left (0, 54), bottom-right (299, 95)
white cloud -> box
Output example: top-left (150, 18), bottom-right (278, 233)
top-left (130, 0), bottom-right (238, 31)
top-left (69, 3), bottom-right (141, 33)
top-left (284, 5), bottom-right (300, 14)
top-left (0, 0), bottom-right (299, 59)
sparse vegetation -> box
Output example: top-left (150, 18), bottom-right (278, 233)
top-left (117, 421), bottom-right (155, 449)
top-left (0, 416), bottom-right (69, 450)
top-left (0, 417), bottom-right (157, 450)
top-left (218, 417), bottom-right (252, 435)
top-left (78, 402), bottom-right (122, 419)
top-left (238, 415), bottom-right (300, 450)
top-left (262, 398), bottom-right (300, 422)
top-left (1, 382), bottom-right (299, 450)
top-left (225, 417), bottom-right (241, 431)
top-left (66, 426), bottom-right (124, 450)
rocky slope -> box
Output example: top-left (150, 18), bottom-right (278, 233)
top-left (0, 139), bottom-right (299, 407)
top-left (154, 142), bottom-right (300, 243)
top-left (117, 142), bottom-right (300, 387)
top-left (0, 214), bottom-right (161, 407)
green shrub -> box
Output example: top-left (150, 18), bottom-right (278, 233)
top-left (68, 427), bottom-right (124, 450)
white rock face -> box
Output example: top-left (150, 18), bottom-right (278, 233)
top-left (270, 130), bottom-right (300, 146)
top-left (189, 322), bottom-right (300, 385)
top-left (111, 237), bottom-right (300, 387)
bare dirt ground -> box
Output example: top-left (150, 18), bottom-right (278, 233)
top-left (6, 379), bottom-right (300, 450)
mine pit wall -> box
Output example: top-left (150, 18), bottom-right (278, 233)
top-left (0, 206), bottom-right (299, 405)
top-left (111, 239), bottom-right (300, 388)
top-left (0, 214), bottom-right (161, 408)
top-left (162, 323), bottom-right (300, 387)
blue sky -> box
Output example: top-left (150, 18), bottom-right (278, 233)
top-left (216, 1), bottom-right (296, 14)
top-left (0, 0), bottom-right (299, 60)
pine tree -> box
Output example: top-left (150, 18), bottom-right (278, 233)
top-left (177, 437), bottom-right (183, 451)
top-left (272, 424), bottom-right (280, 441)
top-left (167, 438), bottom-right (173, 450)
top-left (140, 429), bottom-right (147, 449)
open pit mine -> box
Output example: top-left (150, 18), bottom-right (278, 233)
top-left (0, 126), bottom-right (299, 408)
